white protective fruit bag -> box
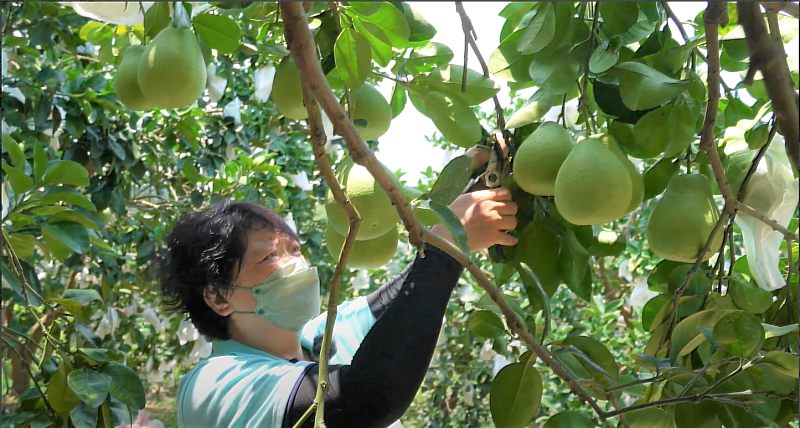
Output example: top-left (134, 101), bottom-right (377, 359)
top-left (734, 134), bottom-right (799, 291)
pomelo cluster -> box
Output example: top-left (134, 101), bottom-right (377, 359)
top-left (513, 121), bottom-right (721, 263)
top-left (114, 25), bottom-right (207, 111)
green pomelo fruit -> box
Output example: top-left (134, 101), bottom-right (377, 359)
top-left (646, 174), bottom-right (723, 263)
top-left (114, 45), bottom-right (155, 111)
top-left (325, 157), bottom-right (400, 241)
top-left (401, 186), bottom-right (441, 226)
top-left (325, 223), bottom-right (399, 269)
top-left (272, 57), bottom-right (308, 120)
top-left (554, 138), bottom-right (633, 225)
top-left (422, 91), bottom-right (483, 148)
top-left (513, 122), bottom-right (575, 196)
top-left (596, 133), bottom-right (644, 214)
top-left (515, 220), bottom-right (563, 297)
top-left (350, 83), bottom-right (393, 141)
top-left (138, 26), bottom-right (207, 109)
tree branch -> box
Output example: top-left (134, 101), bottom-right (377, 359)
top-left (280, 1), bottom-right (608, 421)
top-left (656, 1), bottom-right (732, 357)
top-left (763, 1), bottom-right (800, 18)
top-left (738, 1), bottom-right (800, 172)
top-left (454, 2), bottom-right (507, 131)
top-left (300, 77), bottom-right (362, 428)
top-left (736, 201), bottom-right (800, 240)
top-left (280, 2), bottom-right (426, 253)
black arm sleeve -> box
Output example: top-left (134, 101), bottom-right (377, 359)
top-left (283, 244), bottom-right (463, 428)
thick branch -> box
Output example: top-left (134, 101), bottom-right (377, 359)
top-left (763, 1), bottom-right (800, 18)
top-left (280, 2), bottom-right (608, 420)
top-left (738, 2), bottom-right (800, 172)
top-left (454, 2), bottom-right (506, 131)
top-left (299, 82), bottom-right (362, 428)
top-left (281, 2), bottom-right (426, 253)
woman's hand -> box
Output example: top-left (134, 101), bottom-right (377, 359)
top-left (430, 187), bottom-right (518, 252)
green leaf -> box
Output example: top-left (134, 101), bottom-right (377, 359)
top-left (517, 3), bottom-right (555, 55)
top-left (2, 164), bottom-right (34, 195)
top-left (33, 143), bottom-right (48, 183)
top-left (643, 158), bottom-right (680, 200)
top-left (617, 62), bottom-right (692, 110)
top-left (489, 29), bottom-right (534, 82)
top-left (38, 188), bottom-right (97, 212)
top-left (54, 210), bottom-right (100, 232)
top-left (562, 336), bottom-right (620, 381)
top-left (100, 362), bottom-right (146, 410)
top-left (642, 294), bottom-right (671, 331)
top-left (600, 2), bottom-right (640, 37)
top-left (675, 402), bottom-right (721, 428)
top-left (193, 14), bottom-right (242, 54)
top-left (144, 1), bottom-right (170, 39)
top-left (762, 351), bottom-right (799, 379)
top-left (468, 310), bottom-right (506, 338)
top-left (79, 348), bottom-right (109, 364)
top-left (624, 407), bottom-right (673, 428)
top-left (589, 42), bottom-right (619, 74)
top-left (401, 2), bottom-right (436, 46)
top-left (69, 402), bottom-right (99, 428)
top-left (63, 289), bottom-right (104, 306)
top-left (48, 364), bottom-right (82, 415)
top-left (67, 369), bottom-right (110, 409)
top-left (421, 64), bottom-right (501, 106)
top-left (669, 309), bottom-right (737, 363)
top-left (713, 311), bottom-right (765, 358)
top-left (422, 91), bottom-right (482, 148)
top-left (352, 20), bottom-right (393, 67)
top-left (528, 43), bottom-right (586, 95)
top-left (516, 261), bottom-right (551, 339)
top-left (7, 233), bottom-right (36, 260)
top-left (558, 229), bottom-right (591, 301)
top-left (543, 411), bottom-right (595, 428)
top-left (490, 357), bottom-right (543, 428)
top-left (762, 323), bottom-right (799, 339)
top-left (429, 155), bottom-right (472, 206)
top-left (348, 3), bottom-right (410, 48)
top-left (347, 2), bottom-right (382, 15)
top-left (729, 278), bottom-right (773, 314)
top-left (427, 200), bottom-right (469, 255)
top-left (42, 222), bottom-right (90, 255)
top-left (505, 89), bottom-right (555, 129)
top-left (2, 133), bottom-right (26, 167)
top-left (334, 27), bottom-right (372, 90)
top-left (43, 160), bottom-right (90, 187)
top-left (406, 42), bottom-right (454, 73)
top-left (475, 293), bottom-right (527, 319)
top-left (634, 102), bottom-right (698, 159)
top-left (389, 82), bottom-right (406, 118)
top-left (80, 22), bottom-right (113, 45)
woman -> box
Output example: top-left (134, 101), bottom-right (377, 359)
top-left (158, 184), bottom-right (518, 428)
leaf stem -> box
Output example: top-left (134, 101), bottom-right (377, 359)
top-left (454, 1), bottom-right (507, 131)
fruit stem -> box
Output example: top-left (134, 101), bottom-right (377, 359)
top-left (171, 1), bottom-right (192, 30)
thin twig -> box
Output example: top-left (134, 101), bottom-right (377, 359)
top-left (736, 201), bottom-right (800, 240)
top-left (279, 2), bottom-right (609, 420)
top-left (454, 1), bottom-right (506, 131)
top-left (663, 2), bottom-right (690, 43)
top-left (738, 1), bottom-right (799, 172)
top-left (301, 74), bottom-right (362, 428)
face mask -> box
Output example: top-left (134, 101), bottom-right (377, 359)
top-left (232, 259), bottom-right (321, 332)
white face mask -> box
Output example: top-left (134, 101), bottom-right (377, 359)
top-left (232, 259), bottom-right (321, 332)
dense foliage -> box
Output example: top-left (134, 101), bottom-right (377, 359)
top-left (2, 2), bottom-right (798, 428)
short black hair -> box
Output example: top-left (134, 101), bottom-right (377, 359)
top-left (157, 201), bottom-right (299, 340)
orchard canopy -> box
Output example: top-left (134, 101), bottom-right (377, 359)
top-left (1, 2), bottom-right (799, 428)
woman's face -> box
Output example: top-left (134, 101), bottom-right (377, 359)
top-left (227, 227), bottom-right (304, 310)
